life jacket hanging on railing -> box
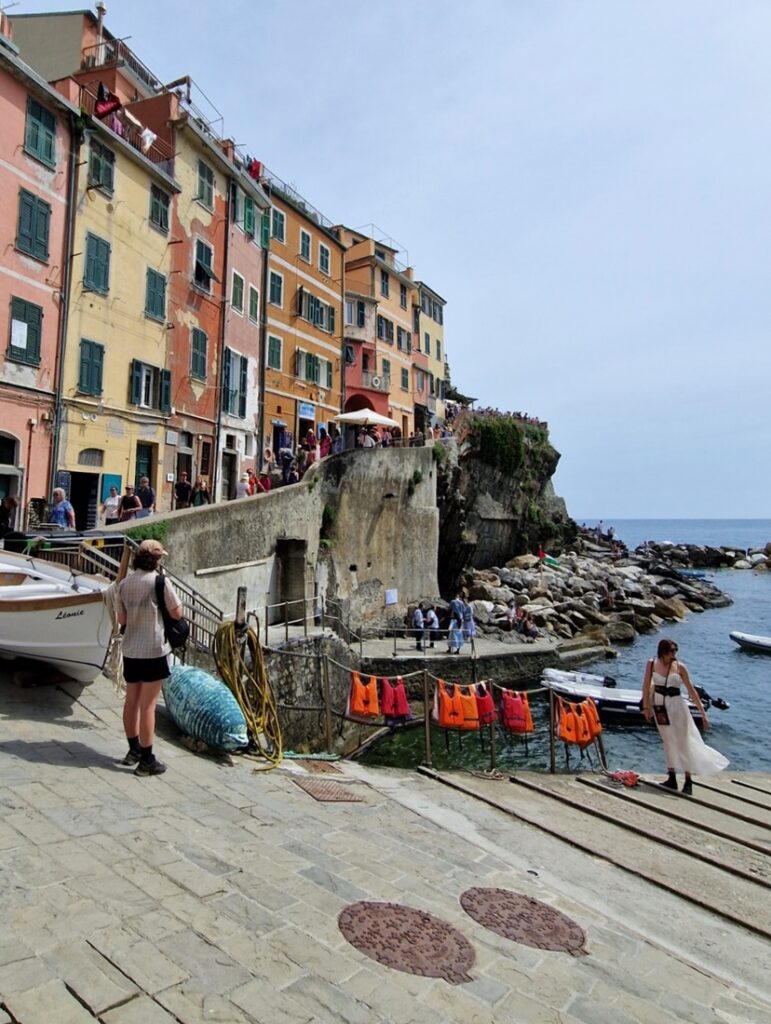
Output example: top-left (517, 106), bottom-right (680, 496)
top-left (434, 679), bottom-right (464, 729)
top-left (581, 697), bottom-right (602, 741)
top-left (347, 671), bottom-right (380, 721)
top-left (475, 682), bottom-right (496, 725)
top-left (381, 676), bottom-right (411, 723)
top-left (500, 690), bottom-right (534, 734)
top-left (458, 685), bottom-right (480, 731)
top-left (556, 696), bottom-right (592, 748)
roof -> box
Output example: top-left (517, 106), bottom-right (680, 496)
top-left (416, 281), bottom-right (447, 304)
top-left (0, 35), bottom-right (79, 118)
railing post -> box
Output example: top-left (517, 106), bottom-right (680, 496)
top-left (285, 602), bottom-right (289, 644)
top-left (549, 688), bottom-right (556, 774)
top-left (322, 650), bottom-right (333, 754)
top-left (264, 603), bottom-right (269, 647)
top-left (422, 668), bottom-right (432, 768)
top-left (304, 596), bottom-right (308, 637)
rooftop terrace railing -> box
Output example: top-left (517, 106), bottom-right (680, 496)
top-left (81, 38), bottom-right (161, 95)
top-left (79, 85), bottom-right (175, 174)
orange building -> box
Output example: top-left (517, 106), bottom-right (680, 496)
top-left (259, 170), bottom-right (345, 455)
top-left (336, 229), bottom-right (417, 440)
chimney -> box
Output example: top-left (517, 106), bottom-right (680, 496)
top-left (0, 11), bottom-right (19, 54)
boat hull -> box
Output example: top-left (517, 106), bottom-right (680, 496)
top-left (541, 669), bottom-right (704, 728)
top-left (729, 631), bottom-right (771, 654)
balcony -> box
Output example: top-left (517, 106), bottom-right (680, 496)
top-left (80, 85), bottom-right (175, 174)
top-left (81, 38), bottom-right (161, 95)
top-left (362, 371), bottom-right (390, 393)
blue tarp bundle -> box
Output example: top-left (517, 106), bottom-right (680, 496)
top-left (163, 665), bottom-right (249, 751)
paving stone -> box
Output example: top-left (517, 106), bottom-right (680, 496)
top-left (208, 891), bottom-right (282, 937)
top-left (88, 925), bottom-right (189, 995)
top-left (0, 938), bottom-right (35, 968)
top-left (216, 933), bottom-right (306, 989)
top-left (101, 993), bottom-right (180, 1024)
top-left (270, 925), bottom-right (360, 985)
top-left (0, 820), bottom-right (23, 851)
top-left (343, 967), bottom-right (445, 1023)
top-left (230, 976), bottom-right (315, 1024)
top-left (299, 864), bottom-right (369, 903)
top-left (283, 973), bottom-right (379, 1024)
top-left (154, 982), bottom-right (256, 1024)
top-left (158, 928), bottom-right (252, 996)
top-left (4, 979), bottom-right (96, 1024)
top-left (0, 955), bottom-right (56, 994)
top-left (0, 1008), bottom-right (11, 1023)
top-left (113, 858), bottom-right (189, 901)
top-left (158, 858), bottom-right (230, 898)
top-left (43, 940), bottom-right (139, 1015)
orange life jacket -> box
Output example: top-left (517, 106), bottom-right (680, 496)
top-left (349, 671), bottom-right (379, 719)
top-left (458, 685), bottom-right (480, 731)
top-left (437, 680), bottom-right (464, 729)
top-left (557, 697), bottom-right (593, 747)
top-left (501, 691), bottom-right (534, 734)
top-left (582, 697), bottom-right (602, 740)
top-left (381, 676), bottom-right (410, 718)
top-left (475, 682), bottom-right (496, 725)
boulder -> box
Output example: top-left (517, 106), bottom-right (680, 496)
top-left (507, 554), bottom-right (539, 570)
top-left (733, 559), bottom-right (752, 570)
top-left (605, 620), bottom-right (637, 643)
top-left (470, 599), bottom-right (493, 624)
top-left (749, 553), bottom-right (768, 567)
top-left (653, 596), bottom-right (688, 620)
top-left (468, 581), bottom-right (501, 602)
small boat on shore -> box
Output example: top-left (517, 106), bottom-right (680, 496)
top-left (729, 631), bottom-right (771, 654)
top-left (541, 668), bottom-right (729, 728)
top-left (0, 549), bottom-right (118, 682)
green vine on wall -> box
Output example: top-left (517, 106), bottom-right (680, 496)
top-left (468, 416), bottom-right (524, 475)
top-left (124, 519), bottom-right (171, 546)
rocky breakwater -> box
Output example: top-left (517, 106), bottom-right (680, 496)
top-left (461, 550), bottom-right (731, 660)
top-left (634, 540), bottom-right (771, 571)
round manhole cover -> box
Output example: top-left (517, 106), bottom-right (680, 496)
top-left (338, 901), bottom-right (475, 984)
top-left (460, 887), bottom-right (587, 956)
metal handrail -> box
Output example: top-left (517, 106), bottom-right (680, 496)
top-left (79, 85), bottom-right (175, 172)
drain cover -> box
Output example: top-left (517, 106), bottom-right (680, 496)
top-left (294, 759), bottom-right (342, 774)
top-left (292, 777), bottom-right (363, 802)
top-left (339, 901), bottom-right (475, 984)
top-left (460, 888), bottom-right (587, 957)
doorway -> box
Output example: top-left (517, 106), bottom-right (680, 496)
top-left (221, 450), bottom-right (237, 500)
top-left (135, 443), bottom-right (155, 487)
top-left (276, 538), bottom-right (307, 626)
top-left (69, 471), bottom-right (99, 530)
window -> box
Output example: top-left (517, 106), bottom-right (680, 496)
top-left (421, 292), bottom-right (431, 315)
top-left (194, 239), bottom-right (215, 292)
top-left (243, 196), bottom-right (256, 237)
top-left (381, 358), bottom-right (390, 379)
top-left (191, 327), bottom-right (207, 380)
top-left (248, 285), bottom-right (260, 323)
top-left (78, 448), bottom-right (103, 466)
top-left (267, 334), bottom-right (282, 370)
top-left (433, 301), bottom-right (444, 324)
top-left (296, 349), bottom-right (321, 384)
top-left (326, 359), bottom-right (333, 389)
top-left (345, 300), bottom-right (365, 328)
top-left (397, 328), bottom-right (411, 353)
top-left (300, 230), bottom-right (311, 262)
top-left (297, 287), bottom-right (335, 333)
top-left (144, 269), bottom-right (166, 321)
top-left (25, 97), bottom-right (55, 167)
top-left (271, 208), bottom-right (285, 243)
top-left (150, 185), bottom-right (169, 233)
top-left (221, 348), bottom-right (248, 417)
top-left (376, 314), bottom-right (393, 344)
top-left (269, 270), bottom-right (283, 307)
top-left (401, 368), bottom-right (409, 391)
top-left (345, 300), bottom-right (354, 325)
top-left (345, 344), bottom-right (356, 365)
top-left (130, 360), bottom-right (171, 412)
top-left (356, 300), bottom-right (365, 327)
top-left (8, 297), bottom-right (42, 365)
top-left (16, 190), bottom-right (51, 262)
top-left (436, 340), bottom-right (442, 362)
top-left (380, 269), bottom-right (389, 297)
top-left (424, 332), bottom-right (431, 356)
top-left (416, 369), bottom-right (425, 392)
top-left (319, 243), bottom-right (330, 275)
top-left (78, 339), bottom-right (104, 395)
top-left (400, 283), bottom-right (407, 309)
top-left (84, 232), bottom-right (110, 293)
top-left (375, 248), bottom-right (386, 261)
top-left (231, 271), bottom-right (245, 313)
top-left (88, 139), bottom-right (115, 192)
top-left (196, 160), bottom-right (214, 208)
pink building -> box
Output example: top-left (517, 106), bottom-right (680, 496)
top-left (0, 17), bottom-right (76, 525)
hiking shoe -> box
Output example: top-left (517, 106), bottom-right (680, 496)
top-left (681, 779), bottom-right (693, 796)
top-left (121, 750), bottom-right (141, 766)
top-left (134, 758), bottom-right (167, 777)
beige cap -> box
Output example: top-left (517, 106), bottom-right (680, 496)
top-left (138, 539), bottom-right (167, 557)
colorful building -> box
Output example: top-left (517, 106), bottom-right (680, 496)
top-left (0, 16), bottom-right (77, 526)
top-left (415, 281), bottom-right (447, 428)
top-left (337, 229), bottom-right (417, 440)
top-left (259, 171), bottom-right (345, 455)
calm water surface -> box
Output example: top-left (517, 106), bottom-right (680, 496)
top-left (363, 520), bottom-right (771, 774)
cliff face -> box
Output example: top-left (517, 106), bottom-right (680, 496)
top-left (435, 417), bottom-right (576, 594)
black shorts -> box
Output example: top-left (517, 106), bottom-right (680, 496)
top-left (123, 655), bottom-right (170, 684)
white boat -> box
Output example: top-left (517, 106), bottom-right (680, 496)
top-left (729, 631), bottom-right (771, 654)
top-left (0, 550), bottom-right (116, 682)
top-left (541, 667), bottom-right (728, 727)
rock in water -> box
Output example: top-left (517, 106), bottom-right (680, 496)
top-left (163, 666), bottom-right (249, 751)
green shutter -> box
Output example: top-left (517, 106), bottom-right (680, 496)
top-left (326, 361), bottom-right (333, 388)
top-left (328, 306), bottom-right (336, 335)
top-left (92, 343), bottom-right (104, 395)
top-left (221, 348), bottom-right (232, 412)
top-left (16, 191), bottom-right (35, 255)
top-left (130, 360), bottom-right (143, 404)
top-left (160, 369), bottom-right (172, 412)
top-left (260, 212), bottom-right (270, 248)
top-left (238, 355), bottom-right (247, 418)
top-left (244, 197), bottom-right (255, 236)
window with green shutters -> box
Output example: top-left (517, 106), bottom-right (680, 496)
top-left (381, 358), bottom-right (391, 379)
top-left (145, 269), bottom-right (166, 321)
top-left (8, 297), bottom-right (42, 366)
top-left (326, 360), bottom-right (333, 388)
top-left (267, 335), bottom-right (282, 370)
top-left (129, 359), bottom-right (171, 412)
top-left (25, 97), bottom-right (56, 167)
top-left (84, 233), bottom-right (110, 293)
top-left (231, 271), bottom-right (244, 313)
top-left (305, 352), bottom-right (320, 384)
top-left (16, 189), bottom-right (51, 262)
top-left (243, 196), bottom-right (256, 237)
top-left (197, 160), bottom-right (214, 208)
top-left (221, 348), bottom-right (248, 417)
top-left (401, 368), bottom-right (409, 390)
top-left (150, 185), bottom-right (169, 233)
top-left (300, 230), bottom-right (311, 261)
top-left (78, 339), bottom-right (104, 395)
top-left (319, 243), bottom-right (330, 275)
top-left (260, 212), bottom-right (270, 248)
top-left (436, 340), bottom-right (442, 362)
top-left (191, 327), bottom-right (207, 380)
top-left (400, 283), bottom-right (407, 309)
top-left (194, 239), bottom-right (214, 292)
top-left (271, 208), bottom-right (285, 242)
top-left (248, 286), bottom-right (259, 323)
top-left (88, 139), bottom-right (115, 193)
top-left (269, 271), bottom-right (283, 306)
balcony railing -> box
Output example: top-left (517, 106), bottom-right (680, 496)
top-left (81, 38), bottom-right (161, 95)
top-left (361, 371), bottom-right (391, 393)
top-left (260, 164), bottom-right (336, 232)
top-left (80, 85), bottom-right (175, 174)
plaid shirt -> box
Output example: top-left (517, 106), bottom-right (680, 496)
top-left (117, 570), bottom-right (182, 658)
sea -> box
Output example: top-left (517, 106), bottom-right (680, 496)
top-left (361, 519), bottom-right (771, 774)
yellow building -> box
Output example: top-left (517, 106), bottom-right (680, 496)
top-left (338, 229), bottom-right (417, 439)
top-left (57, 112), bottom-right (180, 525)
top-left (415, 281), bottom-right (447, 426)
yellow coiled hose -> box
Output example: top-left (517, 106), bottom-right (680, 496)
top-left (212, 620), bottom-right (282, 769)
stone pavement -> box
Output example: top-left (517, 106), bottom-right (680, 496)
top-left (1, 671), bottom-right (769, 1024)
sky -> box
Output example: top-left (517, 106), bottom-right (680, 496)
top-left (13, 0), bottom-right (771, 518)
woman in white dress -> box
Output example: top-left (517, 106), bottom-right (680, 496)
top-left (642, 638), bottom-right (729, 794)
